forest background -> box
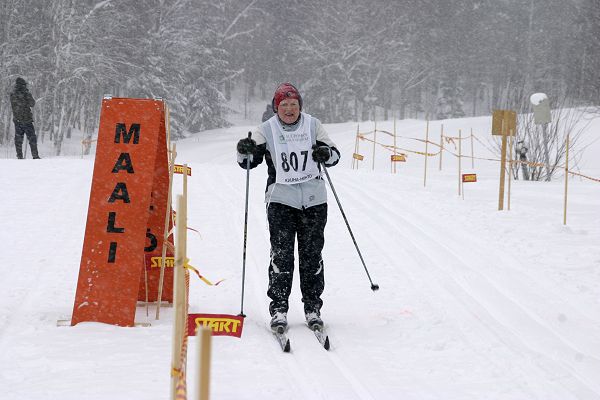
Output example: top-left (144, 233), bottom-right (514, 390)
top-left (1, 0), bottom-right (599, 155)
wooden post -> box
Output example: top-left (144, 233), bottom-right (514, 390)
top-left (498, 113), bottom-right (508, 211)
top-left (144, 260), bottom-right (149, 316)
top-left (439, 124), bottom-right (444, 171)
top-left (372, 119), bottom-right (377, 171)
top-left (563, 134), bottom-right (570, 225)
top-left (424, 119), bottom-right (429, 187)
top-left (171, 194), bottom-right (187, 400)
top-left (183, 163), bottom-right (188, 203)
top-left (470, 128), bottom-right (474, 169)
top-left (196, 327), bottom-right (212, 400)
top-left (508, 131), bottom-right (513, 211)
top-left (458, 129), bottom-right (462, 196)
top-left (156, 140), bottom-right (176, 319)
top-left (393, 114), bottom-right (397, 174)
top-left (352, 124), bottom-right (359, 170)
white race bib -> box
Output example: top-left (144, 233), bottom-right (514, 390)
top-left (269, 114), bottom-right (319, 185)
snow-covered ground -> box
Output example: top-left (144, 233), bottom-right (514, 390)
top-left (1, 111), bottom-right (600, 399)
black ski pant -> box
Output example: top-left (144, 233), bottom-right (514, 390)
top-left (267, 202), bottom-right (327, 316)
top-left (14, 122), bottom-right (39, 159)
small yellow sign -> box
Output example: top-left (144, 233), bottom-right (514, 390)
top-left (353, 153), bottom-right (364, 161)
top-left (174, 164), bottom-right (192, 176)
top-left (391, 154), bottom-right (406, 162)
top-left (150, 256), bottom-right (175, 268)
top-left (462, 173), bottom-right (477, 183)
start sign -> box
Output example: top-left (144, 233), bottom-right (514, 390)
top-left (188, 313), bottom-right (244, 338)
top-left (462, 173), bottom-right (477, 183)
top-left (71, 98), bottom-right (173, 327)
top-left (391, 154), bottom-right (406, 162)
top-left (174, 164), bottom-right (192, 176)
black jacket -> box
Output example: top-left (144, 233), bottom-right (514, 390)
top-left (10, 85), bottom-right (35, 123)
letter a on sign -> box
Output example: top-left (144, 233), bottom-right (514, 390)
top-left (72, 98), bottom-right (171, 327)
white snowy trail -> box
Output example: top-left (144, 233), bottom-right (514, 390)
top-left (180, 153), bottom-right (600, 399)
top-left (1, 117), bottom-right (599, 399)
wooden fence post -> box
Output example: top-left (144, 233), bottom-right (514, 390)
top-left (424, 119), bottom-right (429, 187)
top-left (508, 130), bottom-right (513, 210)
top-left (196, 327), bottom-right (212, 400)
top-left (156, 140), bottom-right (176, 319)
top-left (470, 128), bottom-right (474, 169)
top-left (439, 124), bottom-right (444, 171)
top-left (372, 119), bottom-right (377, 171)
top-left (171, 194), bottom-right (187, 399)
top-left (393, 114), bottom-right (397, 174)
top-left (563, 134), bottom-right (570, 225)
top-left (458, 129), bottom-right (462, 196)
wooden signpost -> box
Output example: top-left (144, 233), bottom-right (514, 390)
top-left (492, 109), bottom-right (516, 211)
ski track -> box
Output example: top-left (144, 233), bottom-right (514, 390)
top-left (196, 167), bottom-right (331, 399)
top-left (338, 172), bottom-right (600, 399)
top-left (361, 179), bottom-right (600, 396)
top-left (212, 166), bottom-right (378, 400)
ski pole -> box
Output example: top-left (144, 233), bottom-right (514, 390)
top-left (320, 163), bottom-right (379, 291)
top-left (239, 132), bottom-right (252, 317)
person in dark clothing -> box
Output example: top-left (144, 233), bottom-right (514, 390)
top-left (236, 83), bottom-right (340, 333)
top-left (261, 103), bottom-right (274, 122)
top-left (10, 77), bottom-right (40, 159)
top-left (516, 140), bottom-right (530, 181)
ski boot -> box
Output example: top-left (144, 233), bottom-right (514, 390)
top-left (270, 312), bottom-right (287, 333)
top-left (305, 312), bottom-right (323, 331)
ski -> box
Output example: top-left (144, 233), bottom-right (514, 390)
top-left (272, 327), bottom-right (291, 352)
top-left (310, 325), bottom-right (330, 350)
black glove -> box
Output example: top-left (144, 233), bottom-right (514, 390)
top-left (237, 137), bottom-right (257, 154)
top-left (312, 145), bottom-right (331, 163)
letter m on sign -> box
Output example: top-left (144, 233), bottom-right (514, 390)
top-left (115, 123), bottom-right (140, 144)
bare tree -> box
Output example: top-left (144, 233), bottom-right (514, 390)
top-left (506, 95), bottom-right (591, 181)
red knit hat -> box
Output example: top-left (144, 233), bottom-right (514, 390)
top-left (272, 82), bottom-right (302, 112)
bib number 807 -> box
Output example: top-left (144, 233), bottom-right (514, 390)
top-left (281, 151), bottom-right (309, 172)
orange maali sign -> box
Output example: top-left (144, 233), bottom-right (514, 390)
top-left (71, 97), bottom-right (173, 327)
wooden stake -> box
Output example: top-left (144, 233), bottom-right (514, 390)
top-left (196, 327), bottom-right (212, 400)
top-left (498, 114), bottom-right (508, 211)
top-left (470, 128), bottom-right (474, 169)
top-left (372, 119), bottom-right (377, 171)
top-left (563, 134), bottom-right (570, 225)
top-left (393, 114), bottom-right (397, 174)
top-left (157, 105), bottom-right (175, 318)
top-left (352, 124), bottom-right (359, 170)
top-left (424, 119), bottom-right (429, 187)
top-left (183, 163), bottom-right (188, 203)
top-left (508, 131), bottom-right (513, 211)
top-left (144, 256), bottom-right (149, 317)
top-left (171, 194), bottom-right (187, 400)
top-left (458, 129), bottom-right (462, 196)
top-left (439, 124), bottom-right (444, 171)
top-left (156, 141), bottom-right (176, 319)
